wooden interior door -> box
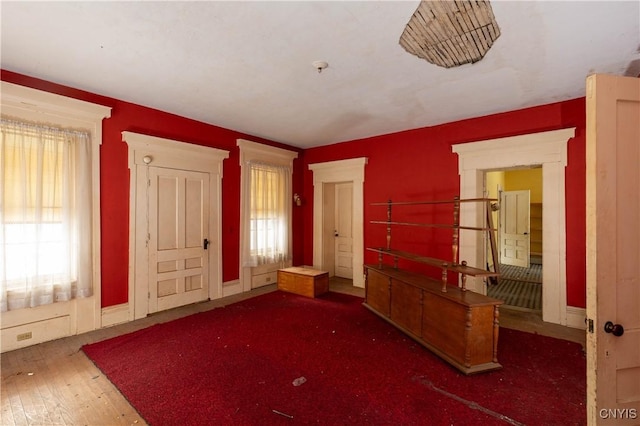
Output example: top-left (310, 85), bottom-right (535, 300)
top-left (586, 74), bottom-right (640, 424)
top-left (334, 182), bottom-right (353, 279)
top-left (148, 167), bottom-right (210, 313)
top-left (499, 190), bottom-right (530, 268)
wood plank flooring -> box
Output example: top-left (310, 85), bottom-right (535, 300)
top-left (1, 278), bottom-right (584, 425)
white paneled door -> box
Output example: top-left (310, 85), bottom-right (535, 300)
top-left (586, 74), bottom-right (640, 424)
top-left (148, 167), bottom-right (210, 313)
top-left (499, 190), bottom-right (530, 268)
top-left (334, 182), bottom-right (354, 279)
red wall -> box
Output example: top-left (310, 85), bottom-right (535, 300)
top-left (1, 70), bottom-right (304, 307)
top-left (2, 70), bottom-right (586, 309)
top-left (302, 99), bottom-right (587, 308)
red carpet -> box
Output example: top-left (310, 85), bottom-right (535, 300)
top-left (82, 291), bottom-right (586, 425)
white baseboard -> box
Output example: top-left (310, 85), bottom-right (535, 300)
top-left (566, 306), bottom-right (587, 329)
top-left (222, 279), bottom-right (242, 297)
top-left (101, 303), bottom-right (130, 328)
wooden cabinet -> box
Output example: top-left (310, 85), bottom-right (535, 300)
top-left (364, 265), bottom-right (503, 374)
top-left (277, 267), bottom-right (329, 298)
top-left (365, 267), bottom-right (391, 316)
top-left (365, 197), bottom-right (503, 374)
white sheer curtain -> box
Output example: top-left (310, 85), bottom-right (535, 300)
top-left (0, 118), bottom-right (93, 312)
top-left (242, 161), bottom-right (292, 267)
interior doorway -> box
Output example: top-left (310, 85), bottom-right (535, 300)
top-left (486, 167), bottom-right (543, 315)
top-left (453, 128), bottom-right (575, 326)
top-left (322, 182), bottom-right (354, 279)
top-left (309, 158), bottom-right (367, 289)
top-left (123, 131), bottom-right (228, 321)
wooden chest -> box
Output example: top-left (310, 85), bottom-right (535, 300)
top-left (277, 267), bottom-right (329, 298)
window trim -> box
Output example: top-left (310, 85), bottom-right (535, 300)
top-left (1, 81), bottom-right (111, 334)
top-left (237, 139), bottom-right (298, 292)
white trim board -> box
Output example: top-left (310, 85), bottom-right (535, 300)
top-left (222, 280), bottom-right (242, 297)
top-left (101, 304), bottom-right (130, 328)
top-left (453, 128), bottom-right (576, 326)
top-left (566, 306), bottom-right (587, 330)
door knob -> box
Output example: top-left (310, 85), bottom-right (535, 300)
top-left (203, 238), bottom-right (210, 250)
top-left (604, 321), bottom-right (624, 337)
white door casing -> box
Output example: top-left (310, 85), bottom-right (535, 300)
top-left (586, 74), bottom-right (640, 424)
top-left (499, 190), bottom-right (531, 268)
top-left (453, 127), bottom-right (575, 325)
top-left (124, 132), bottom-right (228, 320)
top-left (310, 158), bottom-right (367, 288)
top-left (335, 182), bottom-right (354, 279)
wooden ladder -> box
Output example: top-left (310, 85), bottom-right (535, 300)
top-left (486, 199), bottom-right (500, 284)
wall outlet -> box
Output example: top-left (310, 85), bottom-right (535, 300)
top-left (17, 332), bottom-right (32, 341)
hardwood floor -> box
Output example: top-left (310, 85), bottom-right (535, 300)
top-left (1, 278), bottom-right (584, 425)
top-left (500, 306), bottom-right (586, 348)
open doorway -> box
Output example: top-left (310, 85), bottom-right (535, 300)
top-left (486, 167), bottom-right (543, 315)
top-left (320, 182), bottom-right (354, 279)
top-left (309, 157), bottom-right (367, 289)
top-left (452, 128), bottom-right (576, 327)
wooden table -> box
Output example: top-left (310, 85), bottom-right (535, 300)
top-left (277, 267), bottom-right (329, 298)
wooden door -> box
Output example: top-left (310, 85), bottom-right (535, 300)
top-left (499, 190), bottom-right (530, 268)
top-left (148, 167), bottom-right (210, 313)
top-left (586, 74), bottom-right (640, 424)
top-left (334, 182), bottom-right (353, 279)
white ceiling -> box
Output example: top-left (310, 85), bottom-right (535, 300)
top-left (2, 1), bottom-right (639, 149)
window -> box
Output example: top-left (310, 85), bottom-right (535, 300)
top-left (1, 118), bottom-right (92, 311)
top-left (248, 162), bottom-right (289, 264)
top-left (237, 139), bottom-right (297, 275)
top-left (0, 81), bottom-right (111, 322)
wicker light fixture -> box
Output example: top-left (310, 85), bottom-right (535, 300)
top-left (399, 0), bottom-right (500, 68)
